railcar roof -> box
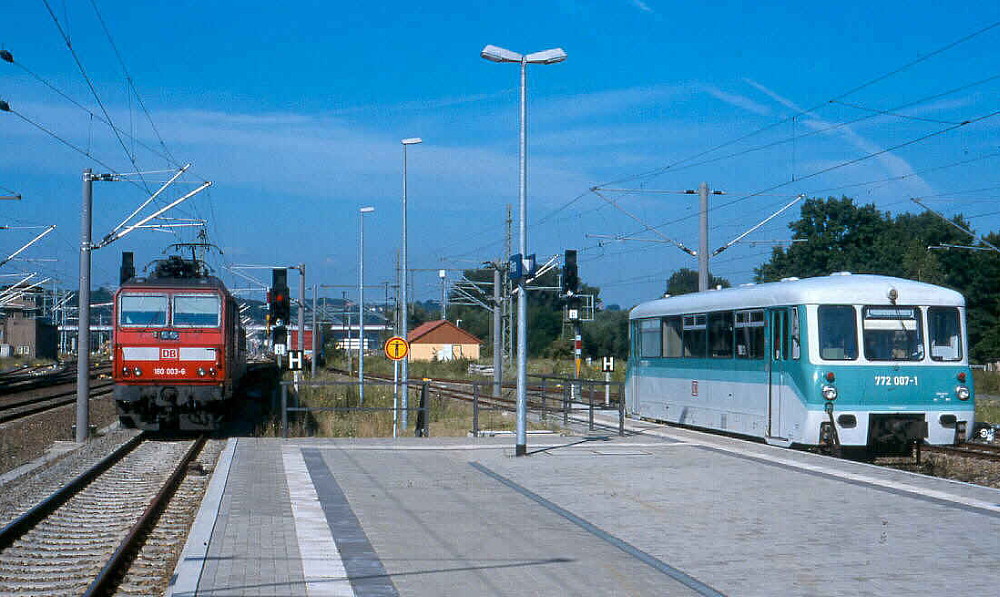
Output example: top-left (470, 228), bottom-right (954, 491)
top-left (117, 275), bottom-right (229, 292)
top-left (630, 273), bottom-right (964, 320)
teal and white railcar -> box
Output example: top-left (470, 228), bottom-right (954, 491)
top-left (626, 273), bottom-right (974, 452)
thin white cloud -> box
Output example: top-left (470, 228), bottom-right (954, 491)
top-left (743, 78), bottom-right (935, 199)
top-left (631, 0), bottom-right (654, 13)
top-left (540, 84), bottom-right (685, 122)
top-left (701, 85), bottom-right (771, 116)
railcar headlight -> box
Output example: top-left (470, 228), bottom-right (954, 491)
top-left (209, 367), bottom-right (217, 376)
top-left (956, 386), bottom-right (970, 401)
top-left (133, 367), bottom-right (142, 376)
top-left (822, 385), bottom-right (838, 401)
top-left (121, 367), bottom-right (131, 377)
top-left (197, 367), bottom-right (207, 377)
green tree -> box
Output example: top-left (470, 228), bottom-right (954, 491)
top-left (753, 196), bottom-right (1000, 361)
top-left (666, 268), bottom-right (730, 296)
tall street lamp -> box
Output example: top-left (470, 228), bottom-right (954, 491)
top-left (481, 44), bottom-right (567, 457)
top-left (400, 137), bottom-right (422, 431)
top-left (358, 206), bottom-right (375, 405)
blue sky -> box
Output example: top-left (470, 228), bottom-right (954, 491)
top-left (2, 1), bottom-right (999, 308)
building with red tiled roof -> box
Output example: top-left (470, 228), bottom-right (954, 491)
top-left (407, 319), bottom-right (482, 361)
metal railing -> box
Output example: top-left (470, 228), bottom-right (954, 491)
top-left (278, 374), bottom-right (627, 439)
top-left (279, 379), bottom-right (429, 439)
top-left (468, 374), bottom-right (626, 437)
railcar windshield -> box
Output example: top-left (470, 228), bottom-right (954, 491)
top-left (173, 294), bottom-right (221, 327)
top-left (928, 306), bottom-right (962, 361)
top-left (119, 294), bottom-right (168, 327)
top-left (818, 305), bottom-right (858, 361)
top-left (862, 306), bottom-right (924, 361)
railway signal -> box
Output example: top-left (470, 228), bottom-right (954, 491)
top-left (562, 249), bottom-right (578, 296)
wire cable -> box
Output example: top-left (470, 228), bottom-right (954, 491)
top-left (40, 0), bottom-right (151, 191)
top-left (87, 0), bottom-right (178, 167)
top-left (588, 20), bottom-right (1000, 190)
top-left (4, 56), bottom-right (188, 173)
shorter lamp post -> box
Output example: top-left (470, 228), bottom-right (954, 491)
top-left (358, 206), bottom-right (375, 404)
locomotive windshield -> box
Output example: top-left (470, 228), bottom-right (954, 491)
top-left (818, 305), bottom-right (858, 360)
top-left (173, 294), bottom-right (221, 327)
top-left (928, 306), bottom-right (962, 361)
top-left (119, 294), bottom-right (168, 327)
top-left (862, 306), bottom-right (924, 361)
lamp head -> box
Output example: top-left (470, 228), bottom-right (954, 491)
top-left (525, 48), bottom-right (567, 64)
top-left (481, 45), bottom-right (523, 63)
top-left (360, 206), bottom-right (375, 214)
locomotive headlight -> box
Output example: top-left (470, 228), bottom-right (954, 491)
top-left (956, 386), bottom-right (971, 401)
top-left (133, 367), bottom-right (142, 376)
top-left (197, 367), bottom-right (207, 377)
top-left (822, 385), bottom-right (838, 401)
top-left (121, 367), bottom-right (131, 377)
top-left (209, 367), bottom-right (217, 376)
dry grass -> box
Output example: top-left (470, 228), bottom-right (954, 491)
top-left (259, 368), bottom-right (559, 439)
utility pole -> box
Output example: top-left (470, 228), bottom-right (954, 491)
top-left (698, 182), bottom-right (709, 292)
top-left (683, 182), bottom-right (726, 291)
top-left (503, 204), bottom-right (513, 366)
top-left (298, 263), bottom-right (306, 354)
top-left (492, 265), bottom-right (503, 398)
top-left (439, 269), bottom-right (447, 320)
top-left (76, 169), bottom-right (93, 443)
top-left (311, 284), bottom-right (318, 377)
top-left (343, 291), bottom-right (352, 374)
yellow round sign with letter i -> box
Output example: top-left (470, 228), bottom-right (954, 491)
top-left (384, 336), bottom-right (410, 361)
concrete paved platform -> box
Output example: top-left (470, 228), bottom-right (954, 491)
top-left (167, 419), bottom-right (1000, 596)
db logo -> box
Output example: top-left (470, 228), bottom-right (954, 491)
top-left (160, 348), bottom-right (179, 360)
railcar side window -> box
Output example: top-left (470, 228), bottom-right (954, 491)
top-left (735, 310), bottom-right (764, 359)
top-left (639, 318), bottom-right (661, 358)
top-left (708, 311), bottom-right (734, 358)
top-left (173, 295), bottom-right (222, 327)
top-left (119, 294), bottom-right (167, 327)
top-left (683, 314), bottom-right (707, 358)
top-left (928, 307), bottom-right (962, 361)
top-left (790, 307), bottom-right (801, 360)
top-left (818, 305), bottom-right (858, 361)
top-left (662, 316), bottom-right (683, 358)
top-left (862, 306), bottom-right (924, 362)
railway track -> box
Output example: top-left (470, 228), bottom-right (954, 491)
top-left (0, 366), bottom-right (114, 425)
top-left (921, 441), bottom-right (1000, 463)
top-left (0, 380), bottom-right (115, 425)
top-left (0, 433), bottom-right (207, 596)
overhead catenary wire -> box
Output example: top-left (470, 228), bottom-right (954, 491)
top-left (40, 0), bottom-right (151, 192)
top-left (6, 107), bottom-right (140, 187)
top-left (590, 19), bottom-right (1000, 190)
top-left (642, 109), bottom-right (1000, 235)
top-left (86, 0), bottom-right (178, 167)
top-left (0, 51), bottom-right (198, 178)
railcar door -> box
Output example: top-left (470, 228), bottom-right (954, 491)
top-left (767, 309), bottom-right (790, 438)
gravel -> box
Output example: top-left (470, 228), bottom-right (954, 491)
top-left (0, 396), bottom-right (118, 475)
top-left (0, 401), bottom-right (136, 531)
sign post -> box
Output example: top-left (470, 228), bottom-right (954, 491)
top-left (384, 337), bottom-right (410, 438)
top-left (602, 356), bottom-right (615, 406)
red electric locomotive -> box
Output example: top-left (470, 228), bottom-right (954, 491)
top-left (112, 252), bottom-right (247, 430)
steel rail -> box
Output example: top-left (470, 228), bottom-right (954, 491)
top-left (0, 381), bottom-right (115, 424)
top-left (921, 442), bottom-right (1000, 462)
top-left (84, 434), bottom-right (207, 597)
top-left (0, 432), bottom-right (145, 550)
